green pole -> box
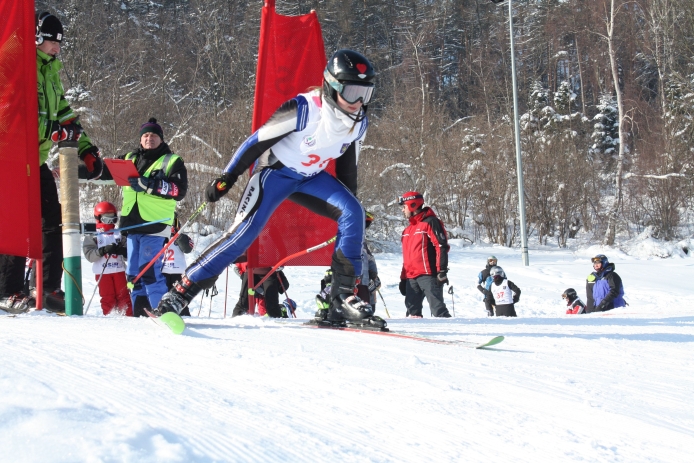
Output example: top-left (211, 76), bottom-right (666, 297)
top-left (59, 141), bottom-right (83, 315)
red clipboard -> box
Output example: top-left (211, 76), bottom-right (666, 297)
top-left (104, 159), bottom-right (140, 187)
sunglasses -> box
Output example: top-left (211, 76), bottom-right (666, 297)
top-left (99, 214), bottom-right (118, 225)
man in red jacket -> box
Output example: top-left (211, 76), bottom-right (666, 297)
top-left (398, 192), bottom-right (452, 318)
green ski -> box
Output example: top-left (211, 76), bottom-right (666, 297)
top-left (145, 309), bottom-right (186, 335)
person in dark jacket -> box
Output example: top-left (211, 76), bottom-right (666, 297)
top-left (477, 255), bottom-right (498, 316)
top-left (231, 262), bottom-right (289, 319)
top-left (563, 288), bottom-right (586, 314)
top-left (398, 192), bottom-right (451, 318)
top-left (587, 254), bottom-right (625, 312)
top-left (484, 266), bottom-right (520, 317)
top-left (120, 118), bottom-right (187, 311)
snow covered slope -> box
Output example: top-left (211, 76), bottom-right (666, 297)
top-left (1, 242), bottom-right (693, 462)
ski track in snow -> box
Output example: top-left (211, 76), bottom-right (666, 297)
top-left (1, 242), bottom-right (693, 462)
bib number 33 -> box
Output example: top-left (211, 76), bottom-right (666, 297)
top-left (301, 154), bottom-right (333, 169)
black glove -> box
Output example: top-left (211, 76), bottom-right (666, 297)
top-left (483, 289), bottom-right (493, 303)
top-left (99, 243), bottom-right (119, 257)
top-left (205, 174), bottom-right (234, 202)
top-left (59, 119), bottom-right (83, 142)
top-left (513, 295), bottom-right (519, 303)
top-left (79, 146), bottom-right (103, 180)
top-left (399, 280), bottom-right (407, 296)
top-left (596, 301), bottom-right (607, 312)
top-left (119, 242), bottom-right (128, 256)
top-left (128, 175), bottom-right (155, 193)
top-left (436, 271), bottom-right (449, 285)
top-left (175, 233), bottom-right (194, 254)
top-left (368, 276), bottom-right (381, 293)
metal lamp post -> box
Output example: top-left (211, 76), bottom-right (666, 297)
top-left (492, 0), bottom-right (529, 265)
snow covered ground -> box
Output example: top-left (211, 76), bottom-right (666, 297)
top-left (2, 240), bottom-right (693, 462)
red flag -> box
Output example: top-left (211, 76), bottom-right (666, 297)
top-left (248, 0), bottom-right (335, 268)
top-left (0, 1), bottom-right (42, 259)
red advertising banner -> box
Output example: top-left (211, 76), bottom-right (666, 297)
top-left (248, 0), bottom-right (334, 268)
top-left (0, 1), bottom-right (42, 259)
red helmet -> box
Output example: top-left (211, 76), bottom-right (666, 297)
top-left (94, 201), bottom-right (118, 228)
top-left (398, 191), bottom-right (424, 213)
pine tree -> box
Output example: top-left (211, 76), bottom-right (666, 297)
top-left (589, 93), bottom-right (620, 161)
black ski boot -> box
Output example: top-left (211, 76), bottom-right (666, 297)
top-left (328, 273), bottom-right (376, 325)
top-left (43, 289), bottom-right (65, 314)
top-left (155, 276), bottom-right (203, 316)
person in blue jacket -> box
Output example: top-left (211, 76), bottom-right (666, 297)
top-left (587, 254), bottom-right (625, 312)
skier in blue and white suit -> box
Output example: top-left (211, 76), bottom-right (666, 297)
top-left (156, 50), bottom-right (383, 326)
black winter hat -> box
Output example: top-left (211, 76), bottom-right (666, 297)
top-left (139, 118), bottom-right (164, 140)
top-left (36, 12), bottom-right (64, 43)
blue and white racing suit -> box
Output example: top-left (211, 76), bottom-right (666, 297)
top-left (186, 90), bottom-right (368, 285)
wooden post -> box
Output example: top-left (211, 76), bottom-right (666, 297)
top-left (58, 141), bottom-right (83, 315)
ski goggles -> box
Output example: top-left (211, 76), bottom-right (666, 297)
top-left (591, 257), bottom-right (604, 264)
top-left (99, 214), bottom-right (118, 225)
top-left (324, 71), bottom-right (375, 105)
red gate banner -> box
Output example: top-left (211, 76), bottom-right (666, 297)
top-left (248, 0), bottom-right (334, 268)
top-left (0, 1), bottom-right (42, 259)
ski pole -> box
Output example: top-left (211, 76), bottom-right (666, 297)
top-left (448, 286), bottom-right (456, 317)
top-left (207, 284), bottom-right (218, 318)
top-left (94, 218), bottom-right (171, 236)
top-left (130, 203), bottom-right (206, 286)
top-left (223, 267), bottom-right (229, 318)
top-left (376, 289), bottom-right (391, 319)
top-left (251, 236), bottom-right (336, 291)
top-left (85, 255), bottom-right (111, 315)
top-left (196, 292), bottom-right (204, 317)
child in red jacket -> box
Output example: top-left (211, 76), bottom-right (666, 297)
top-left (563, 288), bottom-right (586, 314)
top-left (82, 202), bottom-right (132, 316)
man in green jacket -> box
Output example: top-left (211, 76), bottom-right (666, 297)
top-left (0, 12), bottom-right (103, 314)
